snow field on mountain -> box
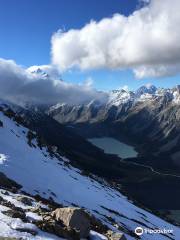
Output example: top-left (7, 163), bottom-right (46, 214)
top-left (0, 110), bottom-right (180, 240)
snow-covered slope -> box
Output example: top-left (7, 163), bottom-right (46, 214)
top-left (0, 189), bottom-right (62, 240)
top-left (0, 105), bottom-right (180, 239)
top-left (0, 188), bottom-right (105, 240)
top-left (108, 90), bottom-right (135, 106)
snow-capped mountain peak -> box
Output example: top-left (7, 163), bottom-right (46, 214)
top-left (108, 89), bottom-right (134, 106)
top-left (172, 85), bottom-right (180, 104)
top-left (30, 67), bottom-right (49, 78)
top-left (135, 84), bottom-right (157, 97)
top-left (27, 65), bottom-right (61, 80)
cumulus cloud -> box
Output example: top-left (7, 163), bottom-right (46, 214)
top-left (51, 0), bottom-right (180, 78)
top-left (0, 58), bottom-right (107, 105)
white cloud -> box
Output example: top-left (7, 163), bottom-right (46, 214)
top-left (51, 0), bottom-right (180, 78)
top-left (121, 85), bottom-right (129, 91)
top-left (134, 64), bottom-right (180, 78)
top-left (0, 59), bottom-right (107, 105)
top-left (83, 77), bottom-right (94, 88)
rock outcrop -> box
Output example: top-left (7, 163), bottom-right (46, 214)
top-left (107, 231), bottom-right (127, 240)
top-left (2, 209), bottom-right (26, 221)
top-left (51, 207), bottom-right (91, 238)
top-left (16, 195), bottom-right (33, 206)
top-left (0, 172), bottom-right (21, 192)
top-left (38, 214), bottom-right (80, 239)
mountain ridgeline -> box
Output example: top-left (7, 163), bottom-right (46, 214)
top-left (48, 85), bottom-right (180, 172)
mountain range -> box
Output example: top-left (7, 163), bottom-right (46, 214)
top-left (48, 84), bottom-right (180, 171)
top-left (1, 82), bottom-right (180, 239)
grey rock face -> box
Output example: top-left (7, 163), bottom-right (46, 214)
top-left (51, 207), bottom-right (91, 238)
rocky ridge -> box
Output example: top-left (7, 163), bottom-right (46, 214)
top-left (48, 85), bottom-right (180, 167)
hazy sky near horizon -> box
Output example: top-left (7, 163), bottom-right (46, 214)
top-left (0, 0), bottom-right (180, 91)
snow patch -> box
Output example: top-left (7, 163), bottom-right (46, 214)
top-left (0, 153), bottom-right (8, 164)
top-left (90, 230), bottom-right (108, 240)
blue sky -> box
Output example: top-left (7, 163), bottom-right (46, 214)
top-left (0, 0), bottom-right (137, 66)
top-left (0, 0), bottom-right (180, 91)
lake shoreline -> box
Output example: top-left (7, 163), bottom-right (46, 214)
top-left (88, 137), bottom-right (138, 159)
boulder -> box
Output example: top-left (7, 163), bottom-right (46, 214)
top-left (106, 231), bottom-right (127, 240)
top-left (37, 216), bottom-right (80, 240)
top-left (51, 207), bottom-right (91, 238)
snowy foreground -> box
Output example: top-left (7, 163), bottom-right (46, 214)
top-left (0, 188), bottom-right (105, 240)
top-left (0, 108), bottom-right (180, 239)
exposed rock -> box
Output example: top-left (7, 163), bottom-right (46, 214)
top-left (30, 206), bottom-right (48, 215)
top-left (0, 172), bottom-right (21, 192)
top-left (37, 216), bottom-right (80, 240)
top-left (0, 197), bottom-right (22, 211)
top-left (51, 207), bottom-right (91, 238)
top-left (16, 196), bottom-right (33, 206)
top-left (89, 212), bottom-right (108, 234)
top-left (106, 231), bottom-right (127, 240)
top-left (2, 209), bottom-right (26, 221)
top-left (2, 191), bottom-right (10, 196)
top-left (33, 193), bottom-right (63, 210)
